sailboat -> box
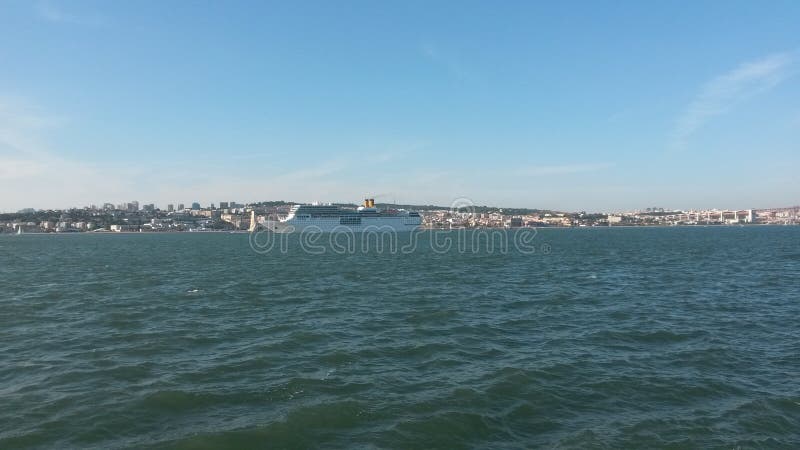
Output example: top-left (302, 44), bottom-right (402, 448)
top-left (17, 226), bottom-right (23, 235)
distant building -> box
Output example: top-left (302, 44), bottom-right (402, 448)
top-left (110, 224), bottom-right (138, 232)
top-left (191, 202), bottom-right (201, 210)
top-left (177, 203), bottom-right (185, 211)
top-left (167, 204), bottom-right (174, 212)
top-left (219, 202), bottom-right (229, 209)
top-left (143, 204), bottom-right (155, 212)
top-left (221, 212), bottom-right (251, 230)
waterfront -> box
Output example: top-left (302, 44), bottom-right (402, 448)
top-left (3, 202), bottom-right (798, 234)
top-left (1, 227), bottom-right (799, 448)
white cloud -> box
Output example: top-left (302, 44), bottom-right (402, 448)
top-left (515, 162), bottom-right (615, 176)
top-left (672, 52), bottom-right (795, 148)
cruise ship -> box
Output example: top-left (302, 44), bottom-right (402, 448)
top-left (261, 198), bottom-right (421, 232)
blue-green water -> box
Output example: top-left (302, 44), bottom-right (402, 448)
top-left (1, 227), bottom-right (799, 448)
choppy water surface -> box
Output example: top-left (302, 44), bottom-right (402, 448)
top-left (1, 227), bottom-right (799, 448)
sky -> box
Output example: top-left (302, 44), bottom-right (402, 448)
top-left (1, 1), bottom-right (799, 212)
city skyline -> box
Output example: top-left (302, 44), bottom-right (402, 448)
top-left (1, 1), bottom-right (799, 211)
top-left (5, 197), bottom-right (798, 216)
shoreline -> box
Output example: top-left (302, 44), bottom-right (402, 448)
top-left (3, 223), bottom-right (796, 236)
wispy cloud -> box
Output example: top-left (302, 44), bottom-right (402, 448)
top-left (36, 1), bottom-right (107, 26)
top-left (791, 111), bottom-right (800, 128)
top-left (0, 95), bottom-right (131, 211)
top-left (672, 52), bottom-right (796, 148)
top-left (272, 160), bottom-right (346, 183)
top-left (420, 42), bottom-right (470, 81)
top-left (366, 139), bottom-right (428, 164)
top-left (516, 163), bottom-right (615, 176)
top-left (0, 159), bottom-right (47, 180)
top-left (0, 96), bottom-right (61, 158)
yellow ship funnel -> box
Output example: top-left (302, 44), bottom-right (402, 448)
top-left (364, 198), bottom-right (370, 207)
top-left (368, 198), bottom-right (375, 207)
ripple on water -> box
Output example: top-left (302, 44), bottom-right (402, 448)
top-left (161, 400), bottom-right (371, 449)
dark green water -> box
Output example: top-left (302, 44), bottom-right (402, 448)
top-left (1, 227), bottom-right (799, 449)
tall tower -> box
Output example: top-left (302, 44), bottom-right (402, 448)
top-left (248, 210), bottom-right (257, 232)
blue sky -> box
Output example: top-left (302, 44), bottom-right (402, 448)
top-left (1, 1), bottom-right (798, 212)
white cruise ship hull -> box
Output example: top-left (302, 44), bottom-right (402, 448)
top-left (261, 217), bottom-right (420, 233)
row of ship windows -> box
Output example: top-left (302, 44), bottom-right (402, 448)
top-left (294, 216), bottom-right (418, 219)
top-left (292, 216), bottom-right (419, 225)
